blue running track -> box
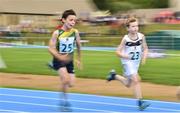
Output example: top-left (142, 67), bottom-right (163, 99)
top-left (0, 88), bottom-right (180, 112)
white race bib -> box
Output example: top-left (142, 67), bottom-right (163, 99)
top-left (59, 37), bottom-right (75, 53)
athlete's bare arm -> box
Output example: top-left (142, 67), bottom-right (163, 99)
top-left (116, 38), bottom-right (129, 59)
top-left (75, 30), bottom-right (82, 69)
top-left (141, 35), bottom-right (148, 65)
top-left (48, 30), bottom-right (70, 62)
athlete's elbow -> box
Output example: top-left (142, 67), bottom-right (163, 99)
top-left (48, 47), bottom-right (52, 53)
top-left (116, 51), bottom-right (121, 57)
top-left (48, 47), bottom-right (55, 56)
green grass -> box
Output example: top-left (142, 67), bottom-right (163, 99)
top-left (0, 48), bottom-right (56, 75)
top-left (0, 48), bottom-right (180, 86)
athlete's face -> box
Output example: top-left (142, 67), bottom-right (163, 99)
top-left (127, 21), bottom-right (139, 34)
top-left (63, 15), bottom-right (77, 29)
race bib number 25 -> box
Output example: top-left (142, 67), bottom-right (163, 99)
top-left (59, 37), bottom-right (75, 53)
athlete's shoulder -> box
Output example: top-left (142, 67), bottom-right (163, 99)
top-left (52, 30), bottom-right (59, 36)
top-left (71, 28), bottom-right (79, 33)
top-left (137, 32), bottom-right (145, 38)
top-left (54, 28), bottom-right (64, 33)
top-left (53, 29), bottom-right (64, 36)
top-left (122, 34), bottom-right (129, 41)
top-left (122, 34), bottom-right (128, 39)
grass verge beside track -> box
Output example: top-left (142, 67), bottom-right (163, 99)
top-left (0, 48), bottom-right (180, 86)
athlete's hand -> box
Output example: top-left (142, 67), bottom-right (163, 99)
top-left (141, 58), bottom-right (146, 65)
top-left (75, 59), bottom-right (82, 70)
top-left (122, 54), bottom-right (130, 59)
top-left (58, 54), bottom-right (71, 63)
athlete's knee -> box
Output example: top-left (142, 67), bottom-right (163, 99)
top-left (125, 78), bottom-right (132, 88)
top-left (132, 80), bottom-right (139, 85)
top-left (126, 83), bottom-right (131, 88)
top-left (62, 80), bottom-right (70, 85)
top-left (69, 82), bottom-right (75, 87)
top-left (131, 75), bottom-right (140, 85)
top-left (62, 77), bottom-right (71, 85)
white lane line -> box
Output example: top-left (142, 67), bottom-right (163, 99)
top-left (0, 109), bottom-right (29, 113)
top-left (0, 93), bottom-right (136, 107)
top-left (1, 88), bottom-right (180, 105)
top-left (0, 100), bottom-right (113, 112)
top-left (1, 93), bottom-right (180, 112)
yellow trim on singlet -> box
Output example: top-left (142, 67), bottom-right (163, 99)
top-left (56, 28), bottom-right (77, 52)
top-left (58, 28), bottom-right (77, 39)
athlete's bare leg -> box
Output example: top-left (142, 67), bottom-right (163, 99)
top-left (115, 74), bottom-right (132, 87)
top-left (58, 68), bottom-right (70, 101)
top-left (131, 74), bottom-right (142, 99)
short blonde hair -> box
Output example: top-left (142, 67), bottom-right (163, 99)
top-left (125, 17), bottom-right (138, 27)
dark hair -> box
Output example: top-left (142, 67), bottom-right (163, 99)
top-left (61, 9), bottom-right (76, 19)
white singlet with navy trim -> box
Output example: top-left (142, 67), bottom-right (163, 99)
top-left (121, 32), bottom-right (144, 77)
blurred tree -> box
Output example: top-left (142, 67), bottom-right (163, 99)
top-left (92, 0), bottom-right (169, 13)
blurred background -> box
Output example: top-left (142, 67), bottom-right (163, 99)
top-left (0, 0), bottom-right (180, 103)
top-left (0, 0), bottom-right (179, 49)
top-left (0, 0), bottom-right (180, 99)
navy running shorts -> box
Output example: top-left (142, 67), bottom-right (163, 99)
top-left (52, 58), bottom-right (74, 74)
